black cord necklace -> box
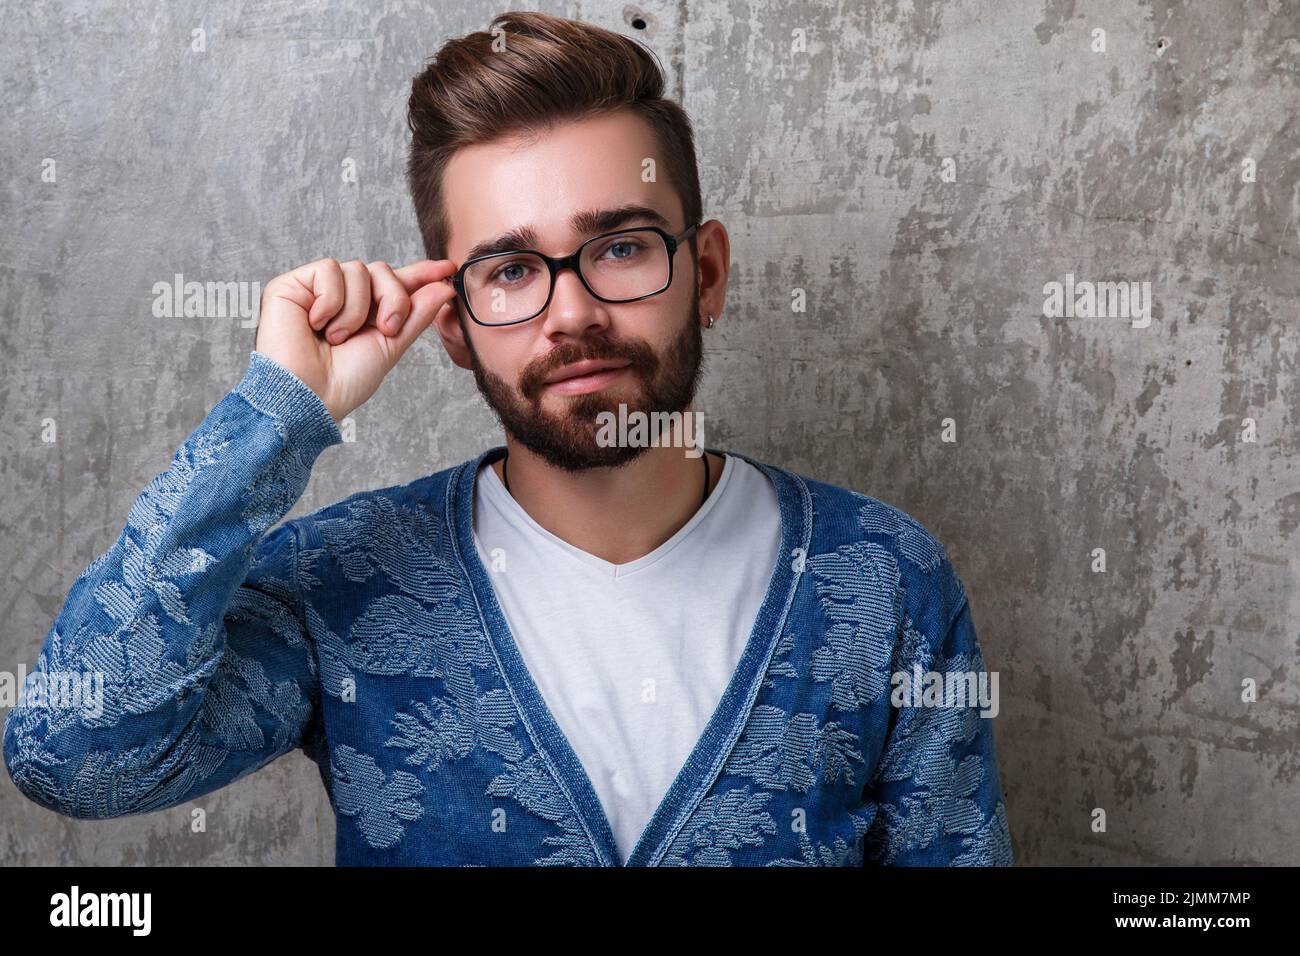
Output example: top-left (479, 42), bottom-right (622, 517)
top-left (501, 449), bottom-right (711, 507)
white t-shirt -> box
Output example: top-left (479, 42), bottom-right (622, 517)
top-left (472, 452), bottom-right (783, 863)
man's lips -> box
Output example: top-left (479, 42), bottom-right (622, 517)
top-left (542, 359), bottom-right (633, 395)
top-left (544, 358), bottom-right (633, 384)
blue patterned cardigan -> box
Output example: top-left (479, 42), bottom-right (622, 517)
top-left (4, 352), bottom-right (1014, 866)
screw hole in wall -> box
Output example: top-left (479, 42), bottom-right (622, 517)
top-left (624, 7), bottom-right (657, 37)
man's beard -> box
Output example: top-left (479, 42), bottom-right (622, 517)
top-left (464, 289), bottom-right (705, 472)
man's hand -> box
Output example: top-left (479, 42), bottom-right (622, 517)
top-left (253, 258), bottom-right (459, 423)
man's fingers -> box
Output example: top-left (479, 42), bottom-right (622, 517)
top-left (323, 260), bottom-right (372, 344)
top-left (299, 259), bottom-right (346, 331)
top-left (282, 258), bottom-right (456, 347)
top-left (392, 259), bottom-right (458, 293)
top-left (364, 261), bottom-right (412, 336)
top-left (408, 276), bottom-right (458, 325)
top-left (385, 285), bottom-right (456, 362)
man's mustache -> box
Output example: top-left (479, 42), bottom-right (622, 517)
top-left (520, 341), bottom-right (656, 399)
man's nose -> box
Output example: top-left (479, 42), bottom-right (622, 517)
top-left (538, 265), bottom-right (610, 337)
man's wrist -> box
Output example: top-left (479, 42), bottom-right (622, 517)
top-left (236, 352), bottom-right (344, 454)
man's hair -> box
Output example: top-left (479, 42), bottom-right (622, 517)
top-left (405, 11), bottom-right (703, 265)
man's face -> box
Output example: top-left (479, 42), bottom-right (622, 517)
top-left (439, 109), bottom-right (705, 472)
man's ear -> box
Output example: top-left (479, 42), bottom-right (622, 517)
top-left (694, 219), bottom-right (731, 323)
top-left (432, 299), bottom-right (474, 370)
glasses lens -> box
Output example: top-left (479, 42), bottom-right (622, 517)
top-left (462, 230), bottom-right (674, 325)
top-left (464, 253), bottom-right (551, 325)
top-left (581, 230), bottom-right (671, 302)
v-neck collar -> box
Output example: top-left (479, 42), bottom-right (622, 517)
top-left (474, 450), bottom-right (737, 579)
top-left (445, 444), bottom-right (812, 866)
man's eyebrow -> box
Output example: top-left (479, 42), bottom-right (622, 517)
top-left (570, 203), bottom-right (671, 237)
top-left (463, 204), bottom-right (672, 262)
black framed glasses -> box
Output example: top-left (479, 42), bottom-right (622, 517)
top-left (451, 223), bottom-right (699, 327)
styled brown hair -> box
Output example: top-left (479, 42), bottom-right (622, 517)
top-left (405, 11), bottom-right (702, 265)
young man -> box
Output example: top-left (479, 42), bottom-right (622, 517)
top-left (4, 11), bottom-right (1012, 866)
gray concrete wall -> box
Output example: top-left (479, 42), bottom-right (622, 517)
top-left (1, 1), bottom-right (1296, 865)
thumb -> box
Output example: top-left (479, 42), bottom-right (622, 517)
top-left (385, 277), bottom-right (456, 361)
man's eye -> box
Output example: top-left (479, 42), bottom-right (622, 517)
top-left (491, 261), bottom-right (531, 283)
top-left (601, 240), bottom-right (644, 260)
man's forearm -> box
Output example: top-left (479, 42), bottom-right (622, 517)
top-left (3, 353), bottom-right (342, 818)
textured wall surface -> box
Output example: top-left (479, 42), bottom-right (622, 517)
top-left (1, 1), bottom-right (1296, 865)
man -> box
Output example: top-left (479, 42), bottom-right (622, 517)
top-left (4, 11), bottom-right (1012, 866)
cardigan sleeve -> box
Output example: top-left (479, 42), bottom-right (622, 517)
top-left (2, 353), bottom-right (342, 819)
top-left (861, 588), bottom-right (1015, 866)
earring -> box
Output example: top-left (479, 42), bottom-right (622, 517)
top-left (705, 313), bottom-right (715, 329)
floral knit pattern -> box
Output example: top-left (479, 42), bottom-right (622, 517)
top-left (4, 352), bottom-right (1013, 866)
